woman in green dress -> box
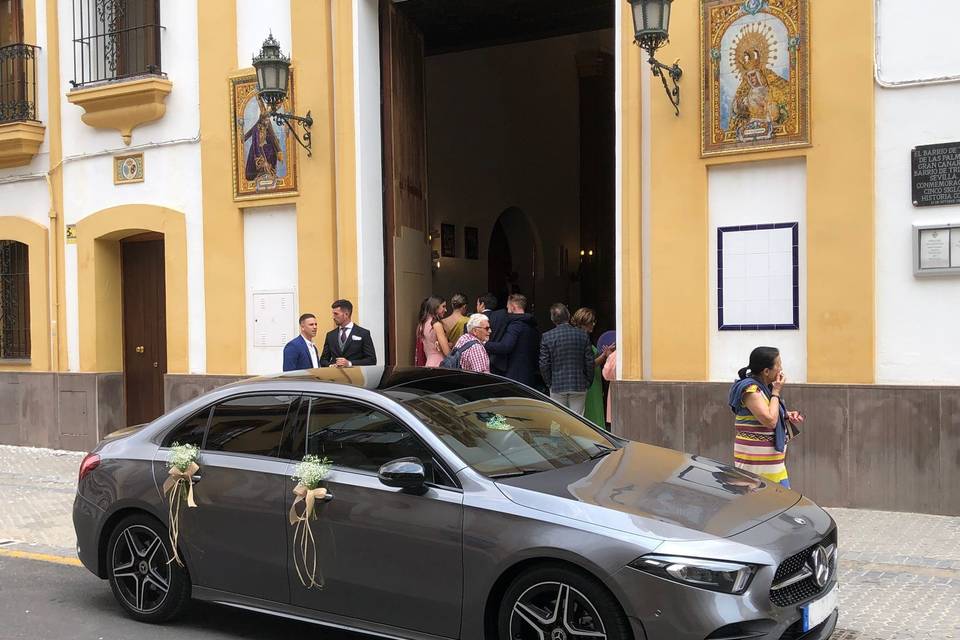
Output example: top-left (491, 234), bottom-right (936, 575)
top-left (571, 308), bottom-right (614, 427)
top-left (441, 293), bottom-right (470, 345)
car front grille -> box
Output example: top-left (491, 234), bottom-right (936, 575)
top-left (769, 528), bottom-right (837, 608)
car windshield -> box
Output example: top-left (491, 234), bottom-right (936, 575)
top-left (385, 382), bottom-right (617, 477)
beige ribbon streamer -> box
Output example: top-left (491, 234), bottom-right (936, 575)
top-left (289, 484), bottom-right (327, 589)
top-left (162, 462), bottom-right (199, 566)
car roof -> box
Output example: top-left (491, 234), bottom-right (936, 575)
top-left (227, 366), bottom-right (510, 398)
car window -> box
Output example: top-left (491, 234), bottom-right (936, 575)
top-left (162, 407), bottom-right (211, 448)
top-left (399, 390), bottom-right (616, 478)
top-left (299, 396), bottom-right (445, 484)
top-left (203, 394), bottom-right (297, 457)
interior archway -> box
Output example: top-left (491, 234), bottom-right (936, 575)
top-left (487, 206), bottom-right (541, 313)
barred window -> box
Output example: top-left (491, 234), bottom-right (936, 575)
top-left (0, 240), bottom-right (30, 360)
top-left (71, 0), bottom-right (163, 88)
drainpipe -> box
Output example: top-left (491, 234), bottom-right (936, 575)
top-left (44, 170), bottom-right (61, 372)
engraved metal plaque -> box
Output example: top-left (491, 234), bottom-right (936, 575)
top-left (912, 142), bottom-right (960, 207)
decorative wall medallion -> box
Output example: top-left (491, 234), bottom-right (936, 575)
top-left (113, 153), bottom-right (144, 184)
top-left (701, 0), bottom-right (810, 157)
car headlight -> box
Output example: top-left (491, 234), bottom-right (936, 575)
top-left (628, 555), bottom-right (756, 594)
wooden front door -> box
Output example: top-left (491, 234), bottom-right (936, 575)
top-left (121, 234), bottom-right (167, 426)
top-left (381, 0), bottom-right (429, 365)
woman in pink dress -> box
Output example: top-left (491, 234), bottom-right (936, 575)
top-left (417, 296), bottom-right (450, 367)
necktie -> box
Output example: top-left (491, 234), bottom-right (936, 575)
top-left (339, 327), bottom-right (347, 349)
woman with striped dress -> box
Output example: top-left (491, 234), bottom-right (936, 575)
top-left (728, 346), bottom-right (804, 488)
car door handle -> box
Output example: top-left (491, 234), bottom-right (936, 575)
top-left (191, 475), bottom-right (202, 484)
top-left (322, 492), bottom-right (334, 502)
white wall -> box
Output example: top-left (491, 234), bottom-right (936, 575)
top-left (876, 82), bottom-right (960, 384)
top-left (708, 158), bottom-right (807, 382)
top-left (354, 0), bottom-right (385, 363)
top-left (874, 0), bottom-right (960, 384)
top-left (243, 205), bottom-right (298, 375)
top-left (236, 0), bottom-right (292, 68)
top-left (876, 0), bottom-right (960, 84)
top-left (59, 0), bottom-right (206, 373)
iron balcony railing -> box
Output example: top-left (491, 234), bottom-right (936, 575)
top-left (0, 44), bottom-right (40, 124)
top-left (71, 0), bottom-right (164, 88)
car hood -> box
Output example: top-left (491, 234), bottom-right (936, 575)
top-left (495, 441), bottom-right (800, 541)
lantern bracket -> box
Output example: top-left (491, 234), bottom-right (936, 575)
top-left (647, 53), bottom-right (682, 116)
top-left (270, 109), bottom-right (314, 157)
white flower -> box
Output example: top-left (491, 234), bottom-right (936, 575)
top-left (167, 442), bottom-right (199, 472)
top-left (292, 455), bottom-right (332, 490)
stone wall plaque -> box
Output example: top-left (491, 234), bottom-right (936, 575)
top-left (911, 142), bottom-right (960, 207)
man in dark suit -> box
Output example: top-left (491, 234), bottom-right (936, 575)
top-left (484, 294), bottom-right (542, 389)
top-left (477, 292), bottom-right (509, 375)
top-left (319, 299), bottom-right (377, 367)
top-left (282, 313), bottom-right (321, 371)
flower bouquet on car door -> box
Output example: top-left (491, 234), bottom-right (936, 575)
top-left (289, 455), bottom-right (332, 589)
top-left (163, 442), bottom-right (200, 565)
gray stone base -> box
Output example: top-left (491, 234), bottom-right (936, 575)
top-left (610, 380), bottom-right (960, 516)
top-left (0, 372), bottom-right (124, 452)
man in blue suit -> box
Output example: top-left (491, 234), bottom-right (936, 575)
top-left (282, 313), bottom-right (321, 371)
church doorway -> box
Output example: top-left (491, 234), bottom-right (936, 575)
top-left (380, 0), bottom-right (616, 363)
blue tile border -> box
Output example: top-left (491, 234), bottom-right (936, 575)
top-left (717, 222), bottom-right (800, 331)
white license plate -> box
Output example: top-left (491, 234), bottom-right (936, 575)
top-left (802, 583), bottom-right (839, 632)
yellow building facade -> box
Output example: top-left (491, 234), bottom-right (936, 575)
top-left (1, 1), bottom-right (958, 515)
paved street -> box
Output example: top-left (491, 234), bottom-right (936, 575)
top-left (1, 445), bottom-right (959, 639)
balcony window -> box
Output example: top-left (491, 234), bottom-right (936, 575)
top-left (1, 0), bottom-right (39, 125)
top-left (0, 240), bottom-right (30, 360)
top-left (71, 0), bottom-right (163, 88)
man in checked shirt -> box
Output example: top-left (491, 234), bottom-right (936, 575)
top-left (452, 314), bottom-right (492, 373)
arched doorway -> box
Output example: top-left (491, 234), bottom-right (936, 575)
top-left (487, 207), bottom-right (540, 312)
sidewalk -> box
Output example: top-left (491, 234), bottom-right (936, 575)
top-left (1, 444), bottom-right (958, 639)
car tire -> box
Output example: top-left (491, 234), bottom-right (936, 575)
top-left (106, 513), bottom-right (191, 623)
top-left (497, 563), bottom-right (632, 640)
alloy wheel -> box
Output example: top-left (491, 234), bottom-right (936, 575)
top-left (111, 524), bottom-right (171, 614)
top-left (509, 580), bottom-right (607, 639)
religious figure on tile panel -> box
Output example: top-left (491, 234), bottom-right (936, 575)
top-left (701, 0), bottom-right (810, 157)
top-left (230, 74), bottom-right (299, 200)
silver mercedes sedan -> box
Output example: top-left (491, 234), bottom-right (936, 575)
top-left (73, 367), bottom-right (838, 640)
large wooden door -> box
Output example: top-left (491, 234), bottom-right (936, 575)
top-left (381, 0), bottom-right (430, 365)
top-left (121, 234), bottom-right (167, 426)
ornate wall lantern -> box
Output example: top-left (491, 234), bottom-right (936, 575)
top-left (252, 33), bottom-right (314, 156)
top-left (627, 0), bottom-right (683, 116)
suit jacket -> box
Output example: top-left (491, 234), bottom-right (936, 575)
top-left (539, 323), bottom-right (594, 394)
top-left (282, 336), bottom-right (321, 371)
top-left (484, 313), bottom-right (542, 388)
top-left (483, 308), bottom-right (510, 374)
top-left (320, 324), bottom-right (377, 367)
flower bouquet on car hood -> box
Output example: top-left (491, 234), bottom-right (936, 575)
top-left (289, 455), bottom-right (332, 589)
top-left (163, 442), bottom-right (200, 566)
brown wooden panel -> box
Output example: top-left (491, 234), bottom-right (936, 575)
top-left (381, 0), bottom-right (429, 365)
top-left (849, 386), bottom-right (941, 514)
top-left (121, 237), bottom-right (167, 426)
top-left (779, 385), bottom-right (849, 508)
top-left (940, 389), bottom-right (960, 515)
top-left (611, 382), bottom-right (685, 451)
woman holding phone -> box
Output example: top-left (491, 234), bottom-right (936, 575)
top-left (727, 346), bottom-right (804, 488)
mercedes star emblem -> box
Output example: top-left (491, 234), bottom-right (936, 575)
top-left (793, 517), bottom-right (808, 526)
top-left (809, 545), bottom-right (831, 588)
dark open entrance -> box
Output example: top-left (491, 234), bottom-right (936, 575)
top-left (381, 0), bottom-right (616, 364)
top-left (121, 233), bottom-right (167, 426)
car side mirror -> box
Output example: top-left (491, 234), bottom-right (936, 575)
top-left (378, 457), bottom-right (427, 493)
